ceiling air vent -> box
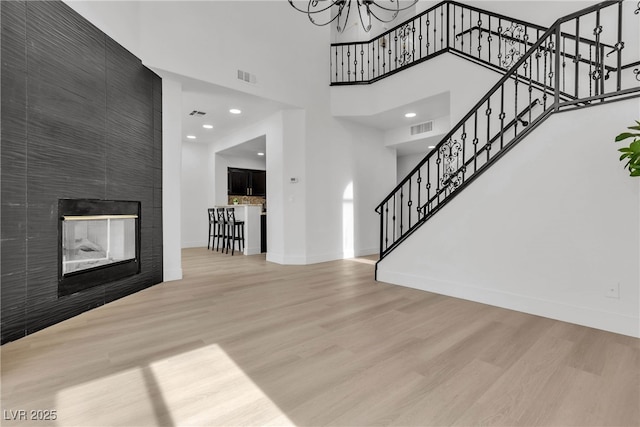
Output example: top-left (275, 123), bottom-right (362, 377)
top-left (410, 121), bottom-right (434, 135)
top-left (237, 69), bottom-right (257, 84)
top-left (189, 110), bottom-right (206, 116)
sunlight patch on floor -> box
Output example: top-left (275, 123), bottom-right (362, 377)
top-left (149, 344), bottom-right (295, 426)
top-left (345, 257), bottom-right (377, 265)
top-left (56, 367), bottom-right (159, 426)
top-left (55, 345), bottom-right (294, 426)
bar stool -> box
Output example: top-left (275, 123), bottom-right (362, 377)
top-left (215, 208), bottom-right (227, 252)
top-left (225, 208), bottom-right (245, 255)
top-left (207, 208), bottom-right (217, 250)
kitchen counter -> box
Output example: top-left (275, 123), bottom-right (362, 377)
top-left (216, 204), bottom-right (262, 255)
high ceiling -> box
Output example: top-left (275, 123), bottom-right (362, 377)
top-left (173, 72), bottom-right (450, 159)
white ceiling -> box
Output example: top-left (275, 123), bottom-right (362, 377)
top-left (174, 72), bottom-right (450, 159)
top-left (337, 91), bottom-right (450, 131)
top-left (177, 74), bottom-right (290, 146)
top-left (217, 135), bottom-right (266, 158)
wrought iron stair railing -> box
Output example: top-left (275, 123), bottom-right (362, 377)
top-left (375, 0), bottom-right (640, 262)
top-left (330, 0), bottom-right (626, 88)
top-left (331, 1), bottom-right (547, 85)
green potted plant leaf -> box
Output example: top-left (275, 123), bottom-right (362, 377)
top-left (615, 120), bottom-right (640, 177)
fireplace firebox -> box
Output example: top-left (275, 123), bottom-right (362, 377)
top-left (58, 199), bottom-right (141, 297)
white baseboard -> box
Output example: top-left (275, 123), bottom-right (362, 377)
top-left (163, 268), bottom-right (183, 282)
top-left (182, 241), bottom-right (207, 248)
top-left (355, 247), bottom-right (378, 257)
top-left (377, 269), bottom-right (640, 338)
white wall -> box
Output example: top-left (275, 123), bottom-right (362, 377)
top-left (181, 141), bottom-right (210, 248)
top-left (162, 78), bottom-right (183, 281)
top-left (132, 1), bottom-right (399, 264)
top-left (378, 98), bottom-right (640, 337)
top-left (330, 54), bottom-right (498, 121)
top-left (64, 1), bottom-right (142, 57)
top-left (397, 153), bottom-right (427, 182)
top-left (137, 1), bottom-right (325, 109)
top-left (209, 111), bottom-right (307, 264)
top-left (305, 119), bottom-right (396, 260)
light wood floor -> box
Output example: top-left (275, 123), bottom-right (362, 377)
top-left (2, 248), bottom-right (639, 427)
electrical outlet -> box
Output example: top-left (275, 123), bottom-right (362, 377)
top-left (605, 283), bottom-right (620, 299)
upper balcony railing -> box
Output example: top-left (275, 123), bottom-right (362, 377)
top-left (330, 0), bottom-right (625, 88)
top-left (374, 0), bottom-right (640, 261)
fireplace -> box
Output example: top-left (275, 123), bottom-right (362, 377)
top-left (58, 199), bottom-right (141, 296)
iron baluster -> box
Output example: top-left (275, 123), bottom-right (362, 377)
top-left (419, 15), bottom-right (423, 59)
top-left (417, 169), bottom-right (422, 221)
top-left (528, 54), bottom-right (533, 125)
top-left (446, 2), bottom-right (450, 48)
top-left (433, 9), bottom-right (437, 54)
top-left (542, 38), bottom-right (548, 110)
top-left (477, 13), bottom-right (482, 59)
top-left (360, 44), bottom-right (364, 82)
top-left (473, 112), bottom-right (478, 173)
top-left (426, 13), bottom-right (430, 55)
top-left (499, 85), bottom-right (505, 148)
top-left (562, 35), bottom-right (566, 93)
top-left (554, 27), bottom-right (561, 110)
top-left (392, 195), bottom-right (396, 243)
top-left (575, 17), bottom-right (580, 98)
top-left (379, 204), bottom-right (384, 256)
top-left (412, 21), bottom-right (416, 63)
top-left (514, 69), bottom-right (519, 135)
top-left (392, 30), bottom-right (396, 71)
top-left (399, 187), bottom-right (404, 236)
top-left (589, 44), bottom-right (593, 97)
top-left (488, 15), bottom-right (492, 63)
top-left (341, 45), bottom-right (344, 82)
top-left (497, 18), bottom-right (502, 68)
top-left (460, 7), bottom-right (465, 52)
top-left (440, 5), bottom-right (444, 50)
top-left (436, 146), bottom-right (442, 206)
top-left (461, 123), bottom-right (466, 184)
top-left (347, 45), bottom-right (351, 82)
top-left (385, 203), bottom-right (389, 251)
top-left (616, 2), bottom-right (622, 92)
top-left (369, 41), bottom-right (372, 81)
top-left (469, 8), bottom-right (473, 55)
top-left (486, 98), bottom-right (491, 161)
top-left (426, 159), bottom-right (431, 216)
top-left (408, 179), bottom-right (412, 228)
top-left (535, 30), bottom-right (540, 85)
top-left (452, 4), bottom-right (456, 50)
top-left (388, 32), bottom-right (392, 73)
top-left (594, 10), bottom-right (602, 97)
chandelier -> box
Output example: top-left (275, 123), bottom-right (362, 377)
top-left (288, 0), bottom-right (419, 33)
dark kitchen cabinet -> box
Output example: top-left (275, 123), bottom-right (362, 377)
top-left (228, 168), bottom-right (249, 195)
top-left (252, 170), bottom-right (266, 197)
top-left (227, 167), bottom-right (266, 196)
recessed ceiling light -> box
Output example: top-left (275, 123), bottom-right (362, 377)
top-left (405, 112), bottom-right (417, 118)
top-left (428, 145), bottom-right (436, 149)
top-left (229, 108), bottom-right (242, 114)
top-left (202, 124), bottom-right (213, 129)
top-left (186, 135), bottom-right (196, 139)
top-left (257, 152), bottom-right (265, 156)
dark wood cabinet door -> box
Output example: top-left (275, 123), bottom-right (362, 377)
top-left (228, 168), bottom-right (249, 195)
top-left (252, 170), bottom-right (266, 196)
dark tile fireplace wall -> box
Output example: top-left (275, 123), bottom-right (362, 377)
top-left (1, 0), bottom-right (163, 344)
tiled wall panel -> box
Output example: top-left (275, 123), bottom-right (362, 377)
top-left (1, 0), bottom-right (163, 344)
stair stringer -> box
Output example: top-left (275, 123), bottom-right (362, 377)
top-left (375, 98), bottom-right (640, 338)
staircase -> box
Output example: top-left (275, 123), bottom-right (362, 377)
top-left (334, 0), bottom-right (640, 269)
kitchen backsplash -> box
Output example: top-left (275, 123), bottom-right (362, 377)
top-left (228, 196), bottom-right (266, 207)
